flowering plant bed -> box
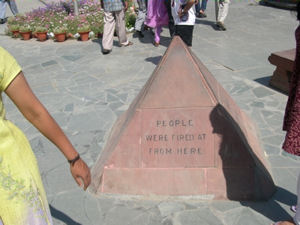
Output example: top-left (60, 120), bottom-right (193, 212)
top-left (6, 0), bottom-right (136, 41)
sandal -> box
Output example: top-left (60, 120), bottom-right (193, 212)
top-left (121, 41), bottom-right (133, 47)
top-left (153, 42), bottom-right (159, 47)
top-left (291, 205), bottom-right (297, 213)
top-left (102, 49), bottom-right (111, 55)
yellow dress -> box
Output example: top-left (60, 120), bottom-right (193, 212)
top-left (0, 47), bottom-right (53, 225)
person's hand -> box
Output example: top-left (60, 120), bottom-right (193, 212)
top-left (178, 9), bottom-right (183, 18)
top-left (70, 158), bottom-right (91, 190)
top-left (177, 9), bottom-right (186, 19)
top-left (124, 1), bottom-right (128, 12)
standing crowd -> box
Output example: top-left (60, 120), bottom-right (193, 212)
top-left (101, 0), bottom-right (230, 54)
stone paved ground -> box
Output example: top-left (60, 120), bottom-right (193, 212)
top-left (1, 1), bottom-right (300, 224)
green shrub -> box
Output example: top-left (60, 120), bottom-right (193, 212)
top-left (35, 26), bottom-right (47, 33)
top-left (9, 24), bottom-right (19, 31)
top-left (19, 25), bottom-right (32, 32)
top-left (125, 13), bottom-right (136, 29)
top-left (77, 24), bottom-right (90, 33)
top-left (53, 26), bottom-right (68, 34)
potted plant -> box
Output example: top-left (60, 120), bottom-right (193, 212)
top-left (77, 24), bottom-right (90, 41)
top-left (9, 24), bottom-right (19, 38)
top-left (53, 26), bottom-right (68, 42)
top-left (19, 25), bottom-right (32, 40)
top-left (35, 26), bottom-right (48, 41)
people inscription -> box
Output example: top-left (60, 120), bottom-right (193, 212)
top-left (145, 119), bottom-right (206, 156)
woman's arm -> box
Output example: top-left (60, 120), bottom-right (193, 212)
top-left (5, 72), bottom-right (91, 190)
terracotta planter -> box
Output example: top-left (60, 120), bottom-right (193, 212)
top-left (11, 30), bottom-right (19, 38)
top-left (54, 33), bottom-right (66, 42)
top-left (79, 31), bottom-right (89, 41)
top-left (36, 32), bottom-right (48, 41)
top-left (20, 31), bottom-right (32, 40)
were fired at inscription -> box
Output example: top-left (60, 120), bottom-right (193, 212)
top-left (145, 133), bottom-right (206, 142)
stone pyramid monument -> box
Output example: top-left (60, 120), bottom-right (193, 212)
top-left (90, 37), bottom-right (275, 200)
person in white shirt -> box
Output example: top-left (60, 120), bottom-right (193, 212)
top-left (171, 0), bottom-right (196, 46)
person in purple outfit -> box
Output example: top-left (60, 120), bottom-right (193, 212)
top-left (145, 0), bottom-right (169, 47)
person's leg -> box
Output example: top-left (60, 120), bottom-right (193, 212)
top-left (135, 11), bottom-right (146, 31)
top-left (217, 0), bottom-right (229, 22)
top-left (174, 25), bottom-right (194, 46)
top-left (195, 1), bottom-right (200, 12)
top-left (217, 0), bottom-right (229, 30)
top-left (196, 0), bottom-right (207, 18)
top-left (0, 1), bottom-right (7, 22)
top-left (134, 9), bottom-right (146, 30)
top-left (6, 0), bottom-right (18, 15)
top-left (201, 0), bottom-right (208, 11)
top-left (164, 0), bottom-right (174, 37)
top-left (115, 9), bottom-right (131, 46)
top-left (134, 0), bottom-right (146, 37)
top-left (102, 11), bottom-right (115, 52)
top-left (154, 25), bottom-right (162, 45)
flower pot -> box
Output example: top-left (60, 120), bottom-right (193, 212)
top-left (20, 31), bottom-right (32, 40)
top-left (11, 30), bottom-right (19, 38)
top-left (36, 32), bottom-right (48, 41)
top-left (54, 33), bottom-right (66, 42)
top-left (79, 31), bottom-right (89, 41)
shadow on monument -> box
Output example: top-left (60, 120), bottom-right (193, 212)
top-left (209, 104), bottom-right (296, 221)
top-left (50, 205), bottom-right (82, 225)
